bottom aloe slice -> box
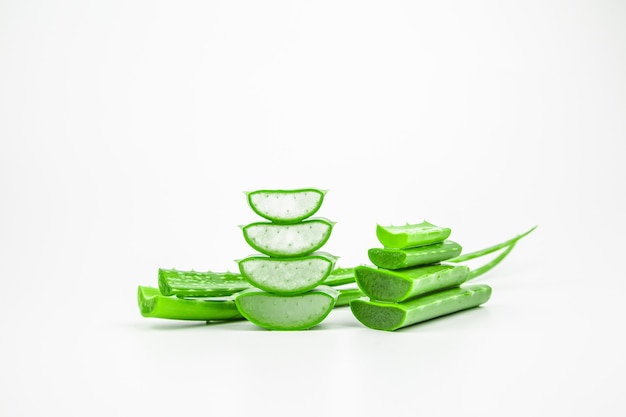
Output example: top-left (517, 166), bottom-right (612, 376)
top-left (235, 286), bottom-right (339, 330)
top-left (237, 252), bottom-right (337, 294)
top-left (138, 286), bottom-right (243, 321)
top-left (350, 284), bottom-right (492, 331)
top-left (355, 264), bottom-right (470, 302)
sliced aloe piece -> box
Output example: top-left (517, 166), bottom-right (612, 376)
top-left (138, 286), bottom-right (243, 321)
top-left (336, 288), bottom-right (363, 307)
top-left (355, 264), bottom-right (470, 302)
top-left (242, 218), bottom-right (335, 257)
top-left (350, 284), bottom-right (492, 331)
top-left (235, 286), bottom-right (338, 330)
top-left (246, 188), bottom-right (326, 223)
top-left (376, 220), bottom-right (451, 249)
top-left (324, 266), bottom-right (358, 286)
top-left (368, 240), bottom-right (462, 269)
top-left (237, 252), bottom-right (338, 295)
top-left (158, 268), bottom-right (252, 297)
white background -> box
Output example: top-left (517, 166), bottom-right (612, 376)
top-left (1, 1), bottom-right (625, 416)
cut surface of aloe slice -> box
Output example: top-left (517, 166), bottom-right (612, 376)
top-left (242, 218), bottom-right (335, 257)
top-left (235, 286), bottom-right (338, 330)
top-left (350, 284), bottom-right (492, 331)
top-left (246, 188), bottom-right (326, 223)
top-left (376, 220), bottom-right (451, 249)
top-left (138, 286), bottom-right (243, 321)
top-left (238, 252), bottom-right (337, 294)
top-left (158, 269), bottom-right (252, 297)
top-left (355, 264), bottom-right (470, 302)
top-left (368, 240), bottom-right (462, 269)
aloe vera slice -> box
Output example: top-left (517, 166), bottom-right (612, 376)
top-left (368, 241), bottom-right (462, 269)
top-left (235, 286), bottom-right (338, 330)
top-left (376, 220), bottom-right (451, 249)
top-left (237, 252), bottom-right (338, 295)
top-left (242, 218), bottom-right (335, 257)
top-left (246, 188), bottom-right (327, 223)
top-left (159, 269), bottom-right (252, 297)
top-left (138, 286), bottom-right (243, 321)
top-left (350, 284), bottom-right (492, 331)
top-left (355, 264), bottom-right (470, 302)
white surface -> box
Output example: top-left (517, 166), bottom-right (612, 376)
top-left (1, 1), bottom-right (624, 416)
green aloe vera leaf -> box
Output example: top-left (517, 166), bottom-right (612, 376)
top-left (180, 287), bottom-right (362, 308)
top-left (246, 188), bottom-right (327, 224)
top-left (376, 220), bottom-right (451, 249)
top-left (237, 252), bottom-right (338, 295)
top-left (465, 242), bottom-right (516, 281)
top-left (336, 288), bottom-right (364, 307)
top-left (447, 226), bottom-right (537, 263)
top-left (241, 217), bottom-right (335, 257)
top-left (368, 241), bottom-right (462, 270)
top-left (157, 266), bottom-right (355, 301)
top-left (322, 266), bottom-right (359, 286)
top-left (234, 286), bottom-right (339, 330)
top-left (350, 284), bottom-right (492, 331)
top-left (355, 264), bottom-right (470, 303)
top-left (138, 286), bottom-right (243, 321)
top-left (159, 269), bottom-right (252, 297)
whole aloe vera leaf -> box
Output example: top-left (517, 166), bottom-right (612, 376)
top-left (159, 269), bottom-right (252, 297)
top-left (355, 264), bottom-right (470, 303)
top-left (157, 266), bottom-right (356, 300)
top-left (447, 226), bottom-right (537, 263)
top-left (138, 286), bottom-right (243, 321)
top-left (181, 288), bottom-right (362, 308)
top-left (241, 217), bottom-right (335, 257)
top-left (234, 286), bottom-right (339, 330)
top-left (368, 241), bottom-right (462, 270)
top-left (350, 284), bottom-right (492, 331)
top-left (376, 220), bottom-right (451, 249)
top-left (246, 188), bottom-right (327, 224)
top-left (237, 252), bottom-right (338, 295)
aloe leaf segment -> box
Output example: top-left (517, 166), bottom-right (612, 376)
top-left (376, 220), bottom-right (451, 249)
top-left (350, 284), bottom-right (492, 331)
top-left (138, 286), bottom-right (243, 321)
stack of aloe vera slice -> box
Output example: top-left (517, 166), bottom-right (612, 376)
top-left (136, 188), bottom-right (362, 323)
top-left (235, 189), bottom-right (347, 330)
top-left (350, 221), bottom-right (493, 331)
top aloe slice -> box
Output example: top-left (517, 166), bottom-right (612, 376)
top-left (242, 218), bottom-right (335, 257)
top-left (376, 220), bottom-right (451, 249)
top-left (246, 188), bottom-right (327, 223)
